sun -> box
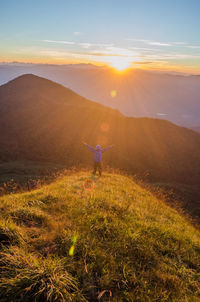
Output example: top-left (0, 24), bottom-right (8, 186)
top-left (110, 58), bottom-right (131, 71)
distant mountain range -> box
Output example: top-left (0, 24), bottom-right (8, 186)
top-left (0, 74), bottom-right (200, 184)
top-left (0, 63), bottom-right (200, 127)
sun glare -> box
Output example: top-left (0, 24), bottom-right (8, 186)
top-left (110, 58), bottom-right (131, 71)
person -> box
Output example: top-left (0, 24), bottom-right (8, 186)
top-left (83, 142), bottom-right (114, 176)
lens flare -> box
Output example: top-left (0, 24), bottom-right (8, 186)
top-left (69, 236), bottom-right (77, 256)
top-left (110, 90), bottom-right (117, 97)
top-left (100, 122), bottom-right (110, 132)
top-left (69, 245), bottom-right (75, 256)
top-left (83, 179), bottom-right (95, 191)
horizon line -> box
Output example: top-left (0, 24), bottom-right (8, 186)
top-left (0, 61), bottom-right (199, 76)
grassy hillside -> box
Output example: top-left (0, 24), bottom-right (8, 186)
top-left (0, 171), bottom-right (199, 301)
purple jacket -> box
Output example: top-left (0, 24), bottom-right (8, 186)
top-left (86, 144), bottom-right (112, 162)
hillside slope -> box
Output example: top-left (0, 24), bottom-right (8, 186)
top-left (1, 74), bottom-right (200, 184)
top-left (0, 172), bottom-right (199, 301)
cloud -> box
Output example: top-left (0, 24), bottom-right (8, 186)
top-left (38, 49), bottom-right (74, 58)
top-left (131, 47), bottom-right (158, 51)
top-left (133, 61), bottom-right (153, 64)
top-left (79, 43), bottom-right (92, 49)
top-left (40, 44), bottom-right (200, 64)
top-left (139, 49), bottom-right (200, 60)
top-left (79, 42), bottom-right (114, 49)
top-left (41, 40), bottom-right (114, 50)
top-left (41, 40), bottom-right (75, 45)
top-left (148, 42), bottom-right (171, 46)
top-left (22, 38), bottom-right (200, 70)
top-left (173, 42), bottom-right (186, 45)
top-left (126, 39), bottom-right (188, 47)
top-left (127, 39), bottom-right (171, 46)
top-left (157, 113), bottom-right (168, 116)
top-left (73, 32), bottom-right (82, 35)
top-left (88, 46), bottom-right (136, 57)
top-left (186, 45), bottom-right (200, 49)
top-left (126, 39), bottom-right (151, 43)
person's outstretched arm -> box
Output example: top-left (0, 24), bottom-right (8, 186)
top-left (83, 142), bottom-right (95, 152)
top-left (102, 144), bottom-right (114, 153)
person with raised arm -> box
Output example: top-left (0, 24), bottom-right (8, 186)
top-left (83, 142), bottom-right (114, 176)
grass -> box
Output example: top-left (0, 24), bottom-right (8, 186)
top-left (0, 160), bottom-right (65, 194)
top-left (0, 171), bottom-right (199, 301)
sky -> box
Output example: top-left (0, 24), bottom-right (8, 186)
top-left (1, 0), bottom-right (200, 73)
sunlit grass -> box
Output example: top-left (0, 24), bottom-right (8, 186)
top-left (0, 171), bottom-right (199, 301)
top-left (0, 247), bottom-right (82, 302)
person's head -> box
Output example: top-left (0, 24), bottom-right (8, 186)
top-left (96, 144), bottom-right (101, 150)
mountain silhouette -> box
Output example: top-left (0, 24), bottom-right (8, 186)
top-left (0, 74), bottom-right (200, 184)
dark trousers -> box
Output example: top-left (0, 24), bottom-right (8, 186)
top-left (93, 162), bottom-right (102, 176)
